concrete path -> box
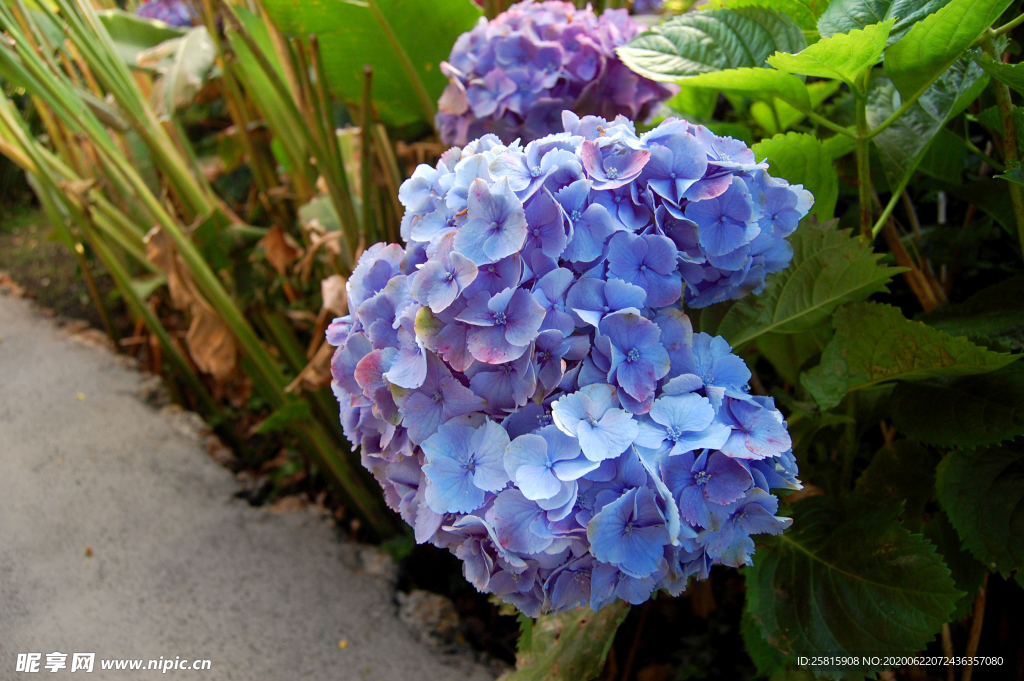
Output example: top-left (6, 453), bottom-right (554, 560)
top-left (0, 294), bottom-right (495, 681)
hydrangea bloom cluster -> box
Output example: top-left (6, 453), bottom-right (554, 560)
top-left (135, 0), bottom-right (197, 27)
top-left (436, 1), bottom-right (675, 146)
top-left (327, 113), bottom-right (809, 615)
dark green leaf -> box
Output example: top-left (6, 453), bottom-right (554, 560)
top-left (818, 0), bottom-right (951, 45)
top-left (855, 440), bottom-right (940, 530)
top-left (996, 164), bottom-right (1024, 187)
top-left (746, 496), bottom-right (961, 679)
top-left (262, 0), bottom-right (482, 127)
top-left (922, 510), bottom-right (988, 620)
top-left (866, 58), bottom-right (987, 191)
top-left (883, 0), bottom-right (1013, 104)
top-left (711, 221), bottom-right (899, 348)
top-left (941, 178), bottom-right (1019, 234)
top-left (936, 444), bottom-right (1024, 578)
top-left (507, 603), bottom-right (630, 681)
top-left (753, 132), bottom-right (838, 220)
top-left (757, 327), bottom-right (832, 385)
top-left (916, 128), bottom-right (967, 184)
top-left (920, 274), bottom-right (1024, 350)
top-left (255, 399), bottom-right (312, 434)
top-left (802, 302), bottom-right (1017, 410)
top-left (973, 49), bottom-right (1024, 96)
top-left (768, 20), bottom-right (893, 90)
top-left (892, 364), bottom-right (1024, 448)
top-left (617, 8), bottom-right (805, 81)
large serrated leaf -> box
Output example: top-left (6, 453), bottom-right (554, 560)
top-left (922, 511), bottom-right (988, 620)
top-left (818, 0), bottom-right (951, 45)
top-left (972, 49), bottom-right (1024, 95)
top-left (919, 274), bottom-right (1024, 351)
top-left (660, 67), bottom-right (811, 111)
top-left (752, 132), bottom-right (837, 221)
top-left (802, 302), bottom-right (1017, 410)
top-left (867, 58), bottom-right (988, 191)
top-left (617, 8), bottom-right (805, 82)
top-left (706, 0), bottom-right (826, 32)
top-left (746, 496), bottom-right (961, 680)
top-left (936, 445), bottom-right (1024, 578)
top-left (855, 440), bottom-right (940, 531)
top-left (710, 222), bottom-right (898, 349)
top-left (507, 603), bottom-right (630, 681)
top-left (883, 0), bottom-right (1013, 105)
top-left (768, 20), bottom-right (893, 90)
top-left (891, 364), bottom-right (1024, 448)
top-left (261, 0), bottom-right (482, 127)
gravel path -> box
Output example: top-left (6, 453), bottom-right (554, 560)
top-left (0, 293), bottom-right (495, 681)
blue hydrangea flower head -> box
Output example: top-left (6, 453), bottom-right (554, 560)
top-left (436, 1), bottom-right (676, 146)
top-left (327, 112), bottom-right (807, 615)
top-left (136, 0), bottom-right (196, 26)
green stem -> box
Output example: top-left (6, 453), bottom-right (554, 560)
top-left (993, 11), bottom-right (1024, 38)
top-left (804, 109), bottom-right (856, 138)
top-left (984, 37), bottom-right (1024, 258)
top-left (855, 93), bottom-right (873, 240)
top-left (361, 65), bottom-right (376, 248)
top-left (870, 174), bottom-right (913, 238)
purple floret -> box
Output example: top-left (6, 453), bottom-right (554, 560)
top-left (436, 1), bottom-right (676, 146)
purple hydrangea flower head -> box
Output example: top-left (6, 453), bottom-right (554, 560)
top-left (436, 1), bottom-right (675, 146)
top-left (136, 0), bottom-right (196, 27)
top-left (327, 113), bottom-right (807, 615)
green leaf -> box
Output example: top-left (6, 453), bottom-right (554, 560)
top-left (753, 132), bottom-right (837, 220)
top-left (96, 9), bottom-right (186, 66)
top-left (665, 85), bottom-right (719, 119)
top-left (855, 440), bottom-right (940, 531)
top-left (768, 20), bottom-right (893, 90)
top-left (936, 444), bottom-right (1024, 578)
top-left (706, 0), bottom-right (826, 32)
top-left (821, 133), bottom-right (858, 159)
top-left (892, 364), bottom-right (1024, 449)
top-left (997, 164), bottom-right (1024, 186)
top-left (883, 0), bottom-right (1013, 104)
top-left (261, 0), bottom-right (482, 127)
top-left (802, 302), bottom-right (1018, 410)
top-left (916, 128), bottom-right (967, 184)
top-left (746, 496), bottom-right (961, 679)
top-left (757, 327), bottom-right (832, 385)
top-left (255, 399), bottom-right (312, 434)
top-left (617, 8), bottom-right (805, 81)
top-left (507, 603), bottom-right (630, 681)
top-left (919, 274), bottom-right (1024, 350)
top-left (867, 58), bottom-right (987, 191)
top-left (750, 80), bottom-right (842, 135)
top-left (711, 221), bottom-right (899, 349)
top-left (922, 510), bottom-right (987, 620)
top-left (662, 67), bottom-right (811, 111)
top-left (972, 49), bottom-right (1024, 95)
top-left (818, 0), bottom-right (951, 45)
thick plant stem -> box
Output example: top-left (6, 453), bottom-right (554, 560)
top-left (962, 573), bottom-right (988, 681)
top-left (856, 95), bottom-right (873, 241)
top-left (985, 38), bottom-right (1024, 259)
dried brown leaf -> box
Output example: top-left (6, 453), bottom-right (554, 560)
top-left (185, 303), bottom-right (237, 382)
top-left (259, 226), bottom-right (302, 275)
top-left (320, 274), bottom-right (348, 316)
